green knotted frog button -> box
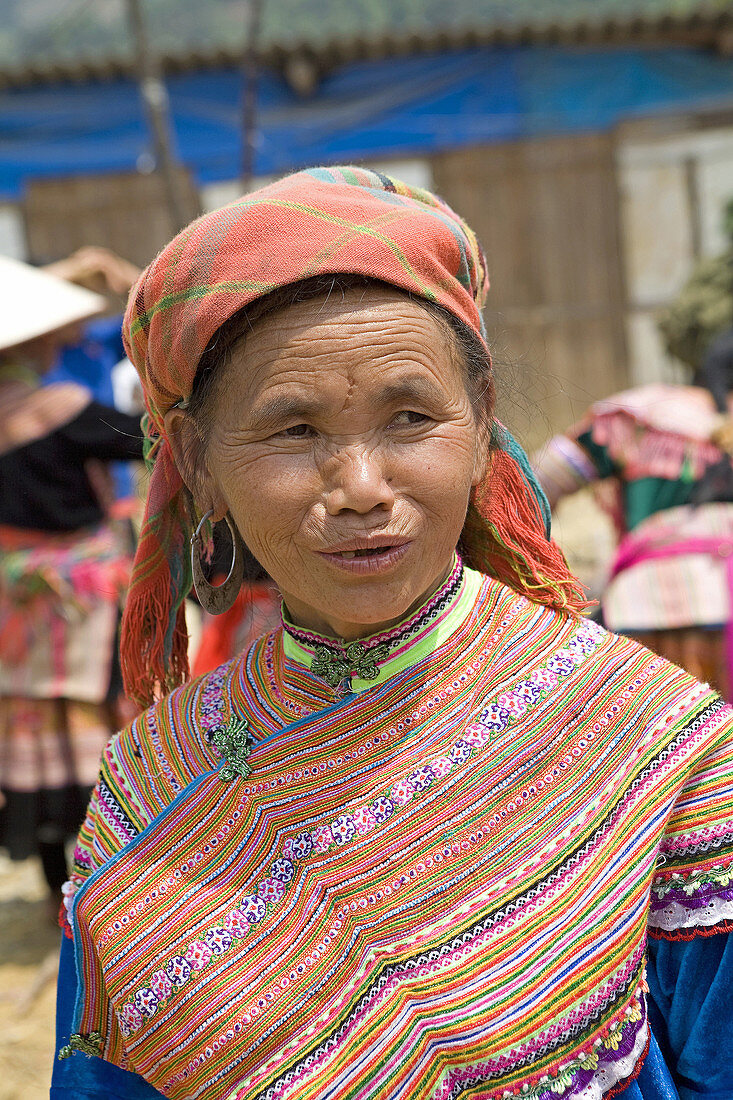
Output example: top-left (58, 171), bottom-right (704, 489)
top-left (310, 640), bottom-right (390, 687)
top-left (58, 1030), bottom-right (104, 1060)
top-left (209, 714), bottom-right (251, 782)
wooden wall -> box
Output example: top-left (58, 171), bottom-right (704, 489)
top-left (20, 139), bottom-right (630, 453)
top-left (432, 134), bottom-right (629, 452)
top-left (22, 169), bottom-right (199, 269)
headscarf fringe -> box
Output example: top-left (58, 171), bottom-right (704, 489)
top-left (120, 440), bottom-right (192, 707)
top-left (462, 448), bottom-right (591, 616)
top-left (120, 583), bottom-right (189, 708)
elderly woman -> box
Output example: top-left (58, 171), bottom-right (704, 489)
top-left (53, 168), bottom-right (733, 1100)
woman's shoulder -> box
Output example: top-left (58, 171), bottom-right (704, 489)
top-left (482, 579), bottom-right (726, 725)
top-left (589, 383), bottom-right (717, 441)
top-left (61, 657), bottom-right (248, 929)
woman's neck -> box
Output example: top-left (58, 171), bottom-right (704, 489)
top-left (281, 556), bottom-right (457, 642)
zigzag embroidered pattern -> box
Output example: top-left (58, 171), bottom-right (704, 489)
top-left (66, 570), bottom-right (733, 1100)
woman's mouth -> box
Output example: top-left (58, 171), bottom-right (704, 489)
top-left (318, 542), bottom-right (411, 573)
top-left (338, 547), bottom-right (386, 560)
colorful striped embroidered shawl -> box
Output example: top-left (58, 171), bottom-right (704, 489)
top-left (66, 570), bottom-right (733, 1100)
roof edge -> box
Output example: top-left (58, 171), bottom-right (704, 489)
top-left (1, 8), bottom-right (732, 92)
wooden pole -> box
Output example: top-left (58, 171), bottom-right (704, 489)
top-left (241, 0), bottom-right (263, 191)
top-left (126, 0), bottom-right (193, 232)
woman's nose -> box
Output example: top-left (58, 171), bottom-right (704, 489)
top-left (324, 448), bottom-right (395, 516)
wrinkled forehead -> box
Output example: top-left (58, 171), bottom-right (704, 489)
top-left (216, 287), bottom-right (463, 401)
top-left (243, 283), bottom-right (454, 343)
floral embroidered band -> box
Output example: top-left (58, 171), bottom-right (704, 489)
top-left (649, 862), bottom-right (733, 934)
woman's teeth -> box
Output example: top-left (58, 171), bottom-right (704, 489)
top-left (338, 547), bottom-right (387, 559)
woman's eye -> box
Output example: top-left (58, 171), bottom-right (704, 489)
top-left (282, 423), bottom-right (313, 438)
top-left (392, 410), bottom-right (428, 426)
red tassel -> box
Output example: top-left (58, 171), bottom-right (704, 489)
top-left (120, 578), bottom-right (190, 709)
top-left (119, 442), bottom-right (191, 707)
top-left (463, 448), bottom-right (591, 616)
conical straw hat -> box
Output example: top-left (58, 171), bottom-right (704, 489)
top-left (0, 255), bottom-right (106, 353)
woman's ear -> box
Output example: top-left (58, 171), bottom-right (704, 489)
top-left (163, 408), bottom-right (228, 522)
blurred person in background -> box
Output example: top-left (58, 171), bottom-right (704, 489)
top-left (532, 340), bottom-right (733, 698)
top-left (0, 254), bottom-right (143, 917)
top-left (43, 246), bottom-right (145, 504)
top-left (42, 247), bottom-right (142, 415)
top-left (533, 198), bottom-right (733, 699)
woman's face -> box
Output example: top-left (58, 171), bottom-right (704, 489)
top-left (178, 288), bottom-right (489, 640)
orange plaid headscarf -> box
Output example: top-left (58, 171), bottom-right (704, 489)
top-left (122, 166), bottom-right (585, 707)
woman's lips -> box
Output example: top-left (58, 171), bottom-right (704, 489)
top-left (317, 542), bottom-right (411, 574)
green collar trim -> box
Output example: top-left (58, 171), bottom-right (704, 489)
top-left (282, 558), bottom-right (483, 692)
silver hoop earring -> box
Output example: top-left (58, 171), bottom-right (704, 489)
top-left (190, 510), bottom-right (245, 615)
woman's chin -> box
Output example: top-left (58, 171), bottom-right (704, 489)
top-left (285, 554), bottom-right (453, 640)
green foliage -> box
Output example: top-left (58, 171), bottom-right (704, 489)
top-left (658, 253), bottom-right (733, 370)
top-left (658, 204), bottom-right (733, 370)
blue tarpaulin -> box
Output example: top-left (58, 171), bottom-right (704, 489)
top-left (1, 45), bottom-right (732, 199)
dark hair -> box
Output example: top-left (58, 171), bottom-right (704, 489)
top-left (186, 274), bottom-right (493, 439)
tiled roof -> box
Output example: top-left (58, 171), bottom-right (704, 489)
top-left (0, 2), bottom-right (731, 91)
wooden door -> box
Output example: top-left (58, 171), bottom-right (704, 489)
top-left (22, 169), bottom-right (200, 271)
top-left (432, 134), bottom-right (628, 453)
